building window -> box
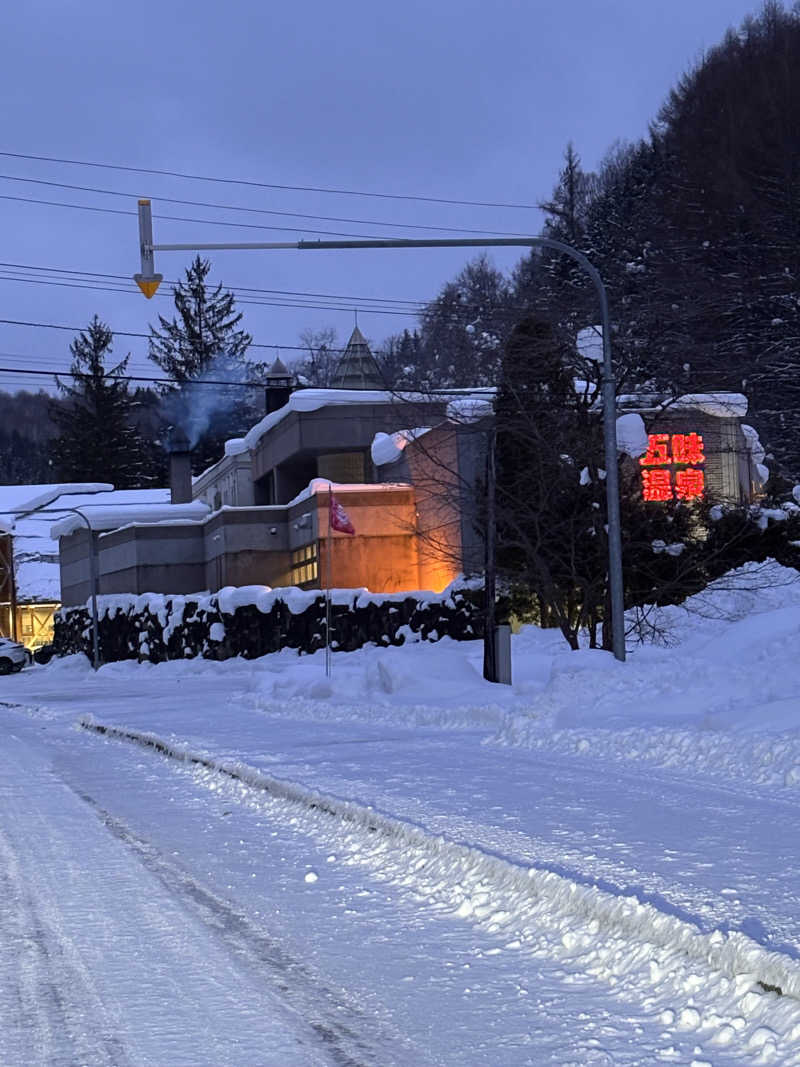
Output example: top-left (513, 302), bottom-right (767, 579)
top-left (291, 543), bottom-right (319, 586)
top-left (318, 452), bottom-right (365, 484)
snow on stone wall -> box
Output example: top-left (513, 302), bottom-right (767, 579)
top-left (53, 584), bottom-right (484, 665)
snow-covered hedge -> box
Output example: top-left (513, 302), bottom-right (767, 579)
top-left (53, 584), bottom-right (483, 665)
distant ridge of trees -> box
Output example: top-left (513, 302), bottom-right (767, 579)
top-left (383, 1), bottom-right (800, 478)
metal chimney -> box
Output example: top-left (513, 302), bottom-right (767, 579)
top-left (166, 426), bottom-right (192, 504)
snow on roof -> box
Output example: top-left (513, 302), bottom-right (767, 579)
top-left (0, 485), bottom-right (174, 603)
top-left (445, 395), bottom-right (494, 423)
top-left (224, 438), bottom-right (249, 457)
top-left (576, 325), bottom-right (603, 362)
top-left (239, 388), bottom-right (439, 451)
top-left (619, 392), bottom-right (748, 419)
top-left (670, 393), bottom-right (748, 418)
top-left (616, 413), bottom-right (649, 458)
top-left (286, 478), bottom-right (413, 508)
top-left (51, 500), bottom-right (209, 538)
top-left (370, 428), bottom-right (431, 467)
top-left (0, 483), bottom-right (114, 523)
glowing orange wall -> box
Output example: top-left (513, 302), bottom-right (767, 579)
top-left (314, 486), bottom-right (458, 593)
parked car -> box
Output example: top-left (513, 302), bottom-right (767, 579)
top-left (0, 637), bottom-right (28, 674)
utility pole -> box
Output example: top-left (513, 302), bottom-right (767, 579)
top-left (483, 426), bottom-right (498, 682)
top-left (132, 205), bottom-right (627, 661)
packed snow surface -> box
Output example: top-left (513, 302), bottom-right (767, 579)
top-left (3, 559), bottom-right (800, 1063)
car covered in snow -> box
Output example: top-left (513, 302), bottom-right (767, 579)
top-left (0, 637), bottom-right (28, 674)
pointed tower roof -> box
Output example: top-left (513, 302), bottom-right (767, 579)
top-left (266, 355), bottom-right (291, 379)
top-left (330, 326), bottom-right (383, 390)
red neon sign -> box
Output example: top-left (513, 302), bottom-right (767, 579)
top-left (640, 432), bottom-right (705, 501)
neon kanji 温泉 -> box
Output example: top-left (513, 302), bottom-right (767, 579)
top-left (675, 467), bottom-right (705, 499)
top-left (642, 468), bottom-right (673, 501)
top-left (671, 432), bottom-right (705, 465)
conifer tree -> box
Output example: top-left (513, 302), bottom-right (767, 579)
top-left (418, 255), bottom-right (514, 386)
top-left (149, 256), bottom-right (252, 381)
top-left (50, 316), bottom-right (153, 487)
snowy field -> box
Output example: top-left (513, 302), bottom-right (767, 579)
top-left (2, 561), bottom-right (800, 1064)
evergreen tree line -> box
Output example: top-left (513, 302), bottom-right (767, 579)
top-left (0, 256), bottom-right (268, 486)
top-left (390, 2), bottom-right (800, 480)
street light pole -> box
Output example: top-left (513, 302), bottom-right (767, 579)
top-left (6, 485), bottom-right (115, 670)
top-left (133, 206), bottom-right (626, 661)
top-left (60, 508), bottom-right (101, 671)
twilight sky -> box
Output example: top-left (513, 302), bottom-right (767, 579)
top-left (1, 0), bottom-right (762, 391)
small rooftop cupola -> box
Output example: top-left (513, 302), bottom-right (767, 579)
top-left (265, 355), bottom-right (295, 414)
top-left (330, 325), bottom-right (383, 390)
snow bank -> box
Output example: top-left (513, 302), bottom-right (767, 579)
top-left (77, 716), bottom-right (800, 1051)
top-left (491, 561), bottom-right (800, 791)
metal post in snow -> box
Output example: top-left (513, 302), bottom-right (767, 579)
top-left (139, 226), bottom-right (626, 661)
top-left (483, 426), bottom-right (498, 682)
top-left (59, 509), bottom-right (102, 671)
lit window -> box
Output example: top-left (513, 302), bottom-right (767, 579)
top-left (290, 543), bottom-right (319, 586)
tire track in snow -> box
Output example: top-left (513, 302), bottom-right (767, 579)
top-left (80, 714), bottom-right (800, 1063)
top-left (0, 804), bottom-right (132, 1066)
top-left (66, 785), bottom-right (428, 1067)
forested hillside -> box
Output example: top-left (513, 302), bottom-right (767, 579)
top-left (395, 2), bottom-right (800, 476)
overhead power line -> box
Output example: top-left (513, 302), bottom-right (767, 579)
top-left (0, 264), bottom-right (531, 318)
top-left (0, 174), bottom-right (533, 238)
top-left (0, 260), bottom-right (425, 310)
top-left (0, 363), bottom-right (270, 389)
top-left (0, 260), bottom-right (426, 307)
top-left (0, 150), bottom-right (541, 211)
top-left (0, 317), bottom-right (354, 353)
top-left (0, 271), bottom-right (423, 316)
top-left (0, 192), bottom-right (390, 240)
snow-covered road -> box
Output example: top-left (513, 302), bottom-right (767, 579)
top-left (0, 722), bottom-right (410, 1067)
top-left (3, 646), bottom-right (800, 1064)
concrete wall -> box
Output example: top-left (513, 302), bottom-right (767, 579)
top-left (312, 487), bottom-right (422, 593)
top-left (59, 528), bottom-right (101, 607)
top-left (252, 398), bottom-right (448, 504)
top-left (193, 453), bottom-right (255, 510)
top-left (405, 426), bottom-right (465, 590)
top-left (203, 507), bottom-right (290, 589)
top-left (98, 523), bottom-right (207, 597)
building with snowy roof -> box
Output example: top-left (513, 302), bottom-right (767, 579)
top-left (51, 326), bottom-right (768, 610)
top-left (0, 485), bottom-right (183, 648)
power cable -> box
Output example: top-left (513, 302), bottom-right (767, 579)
top-left (0, 174), bottom-right (533, 238)
top-left (0, 364), bottom-right (265, 388)
top-left (0, 150), bottom-right (542, 211)
top-left (0, 193), bottom-right (391, 240)
top-left (0, 260), bottom-right (426, 308)
top-left (0, 317), bottom-right (330, 353)
top-left (0, 272), bottom-right (422, 316)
